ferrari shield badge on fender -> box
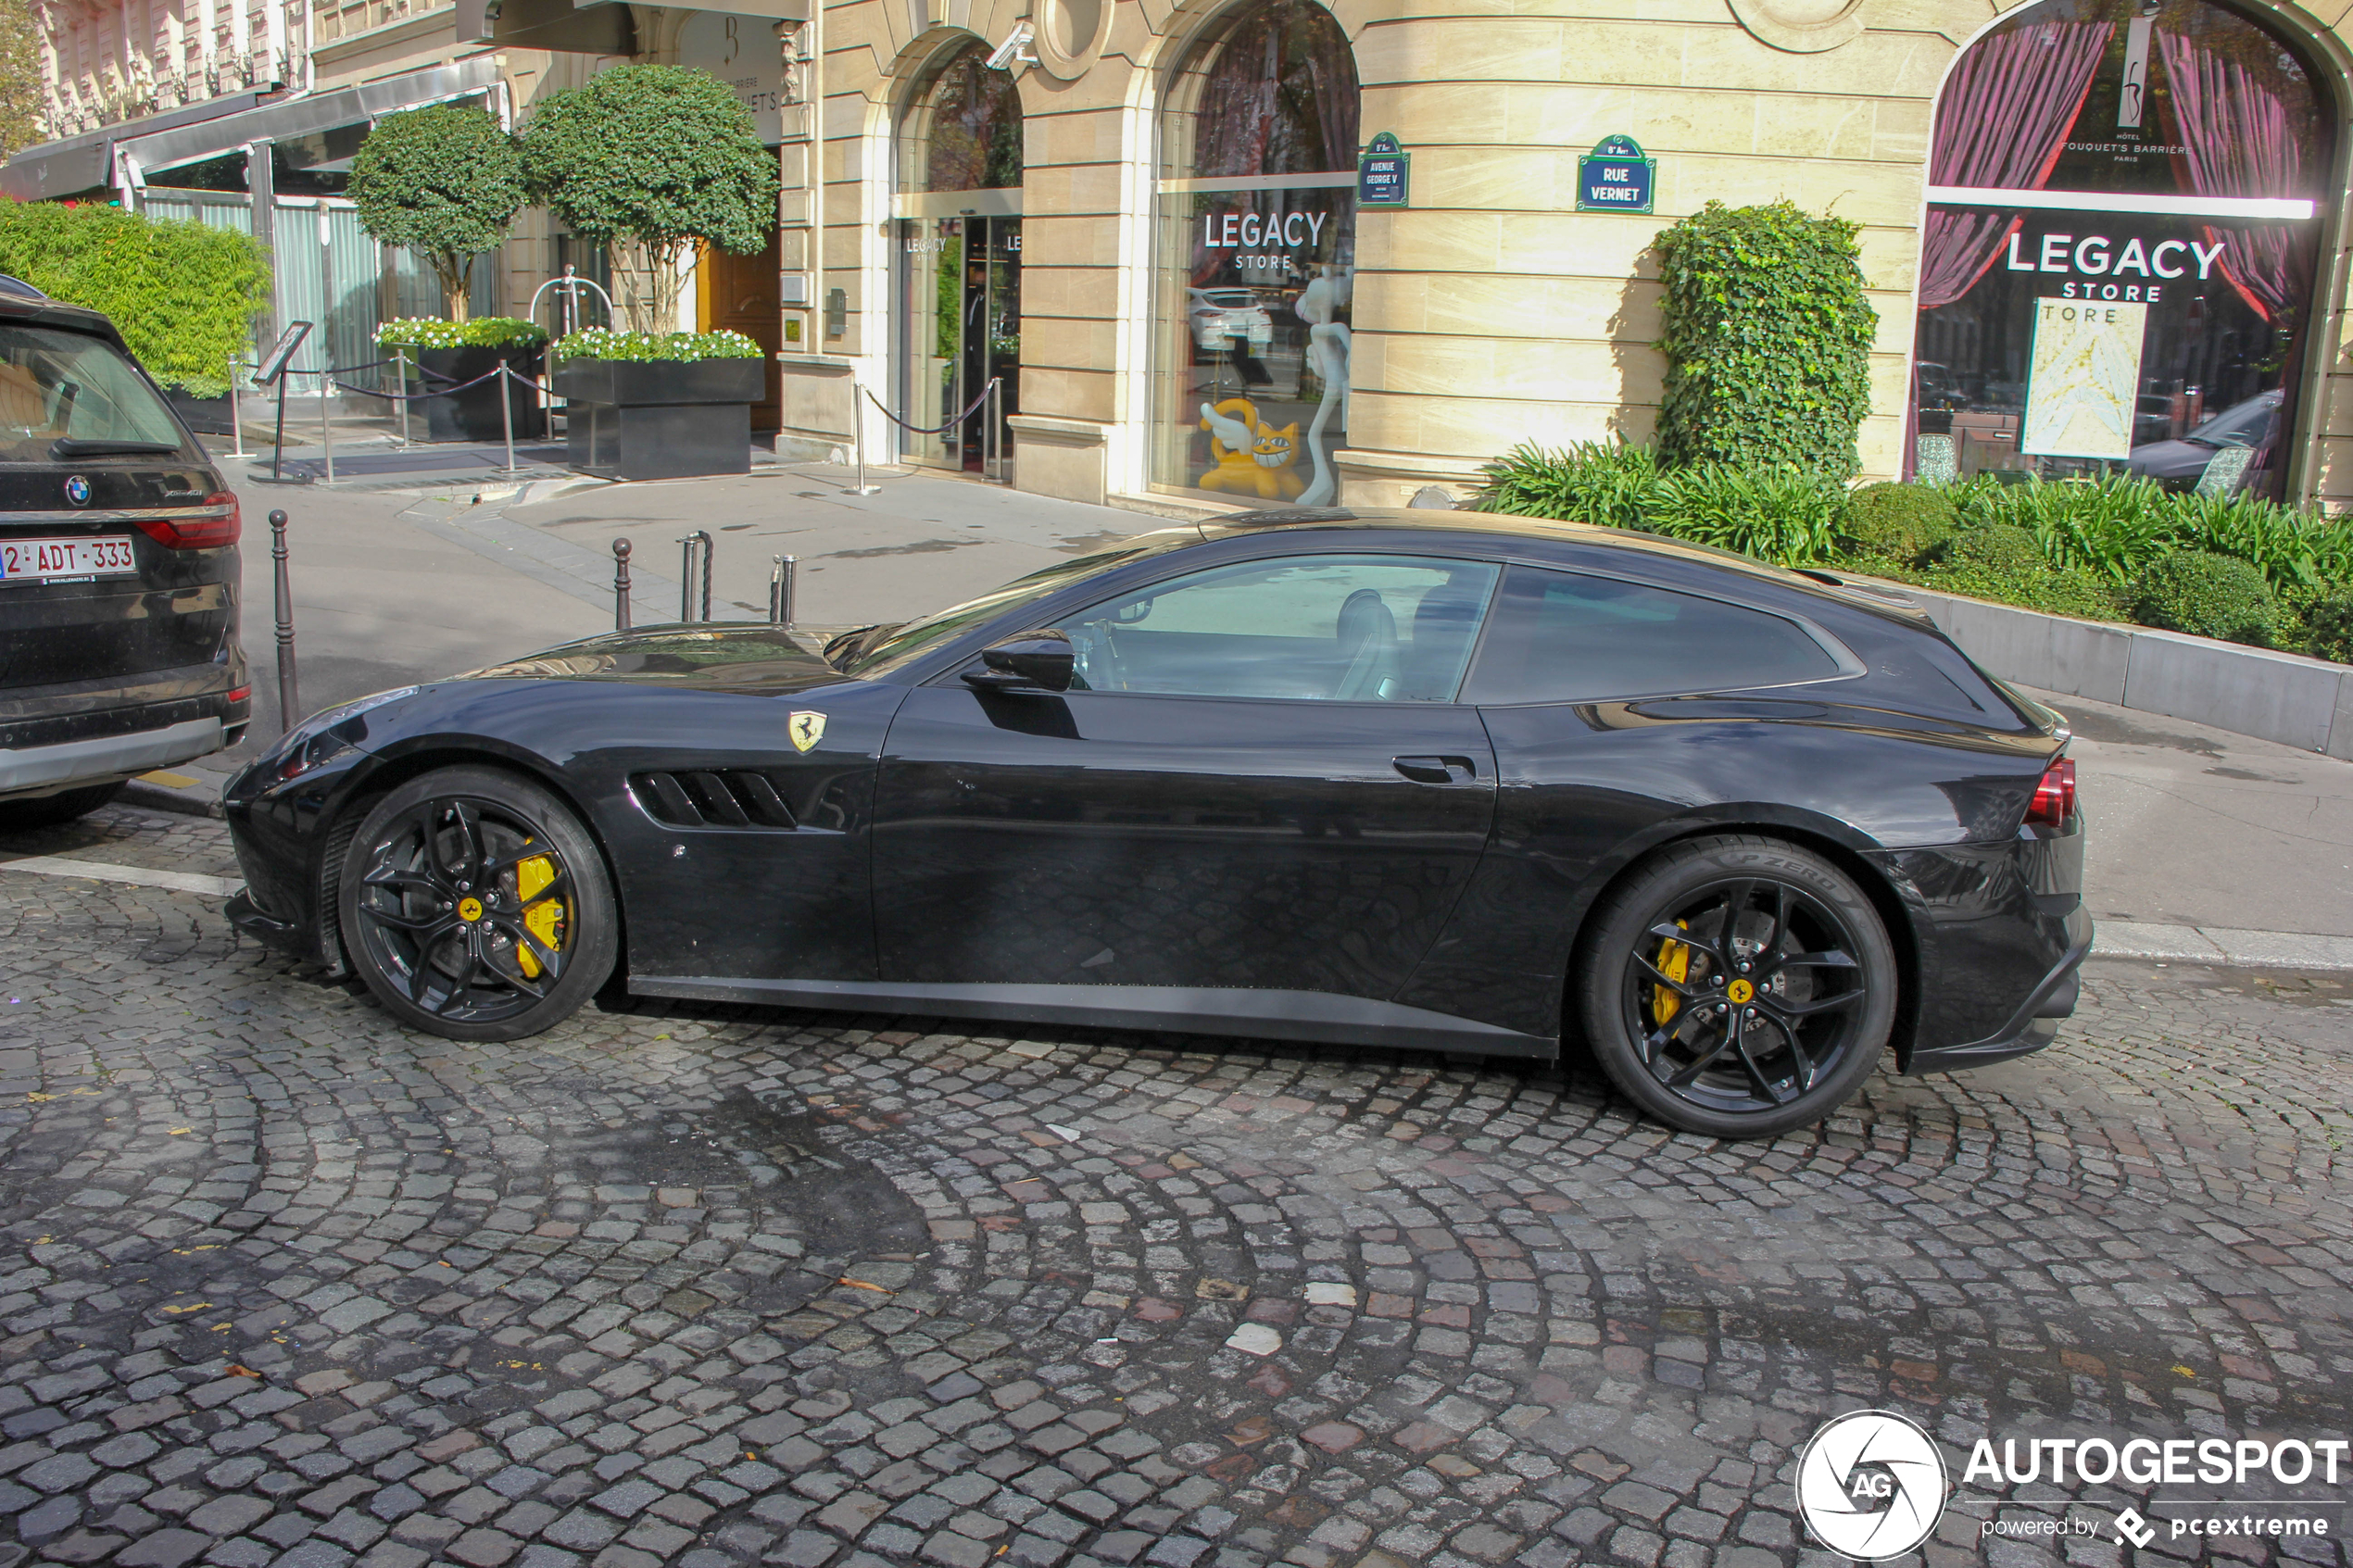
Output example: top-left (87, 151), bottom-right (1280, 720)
top-left (788, 711), bottom-right (826, 752)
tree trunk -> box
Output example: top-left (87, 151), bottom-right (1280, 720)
top-left (437, 252), bottom-right (473, 323)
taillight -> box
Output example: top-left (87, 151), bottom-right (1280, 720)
top-left (2025, 757), bottom-right (2076, 828)
top-left (132, 493), bottom-right (241, 549)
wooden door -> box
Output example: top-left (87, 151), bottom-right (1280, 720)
top-left (700, 233), bottom-right (782, 432)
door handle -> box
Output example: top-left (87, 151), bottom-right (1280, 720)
top-left (1393, 755), bottom-right (1477, 784)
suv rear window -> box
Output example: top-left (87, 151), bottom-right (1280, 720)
top-left (0, 324), bottom-right (185, 463)
top-left (1463, 565), bottom-right (1843, 705)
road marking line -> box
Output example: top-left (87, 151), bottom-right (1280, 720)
top-left (0, 855), bottom-right (241, 898)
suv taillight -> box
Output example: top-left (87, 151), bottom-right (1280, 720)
top-left (133, 493), bottom-right (241, 549)
top-left (2025, 757), bottom-right (2076, 828)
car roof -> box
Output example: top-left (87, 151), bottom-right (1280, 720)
top-left (0, 287), bottom-right (132, 345)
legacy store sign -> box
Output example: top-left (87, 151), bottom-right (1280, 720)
top-left (2007, 224), bottom-right (2228, 303)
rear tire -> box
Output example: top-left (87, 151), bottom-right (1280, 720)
top-left (0, 781), bottom-right (127, 830)
top-left (337, 765), bottom-right (616, 1042)
top-left (1576, 834), bottom-right (1897, 1138)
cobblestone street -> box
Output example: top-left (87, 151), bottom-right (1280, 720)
top-left (0, 806), bottom-right (2348, 1568)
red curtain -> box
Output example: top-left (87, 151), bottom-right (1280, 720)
top-left (1918, 20), bottom-right (2114, 309)
top-left (2156, 31), bottom-right (2308, 324)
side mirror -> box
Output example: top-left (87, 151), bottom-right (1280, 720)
top-left (962, 628), bottom-right (1075, 693)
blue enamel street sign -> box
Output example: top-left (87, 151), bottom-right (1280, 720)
top-left (1359, 132), bottom-right (1409, 207)
top-left (1576, 134), bottom-right (1655, 215)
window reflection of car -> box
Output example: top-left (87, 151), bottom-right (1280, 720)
top-left (2127, 389), bottom-right (2281, 491)
top-left (1189, 287), bottom-right (1273, 354)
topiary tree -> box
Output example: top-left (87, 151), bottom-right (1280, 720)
top-left (520, 66), bottom-right (779, 336)
top-left (1653, 201), bottom-right (1877, 482)
top-left (2130, 551), bottom-right (2279, 647)
top-left (349, 105), bottom-right (524, 322)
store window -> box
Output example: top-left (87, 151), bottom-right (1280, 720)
top-left (1914, 0), bottom-right (2332, 498)
top-left (1152, 0), bottom-right (1358, 506)
top-left (894, 43), bottom-right (1023, 477)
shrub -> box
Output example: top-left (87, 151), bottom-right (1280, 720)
top-left (1652, 201), bottom-right (1876, 482)
top-left (1649, 464), bottom-right (1846, 564)
top-left (551, 328), bottom-right (761, 362)
top-left (0, 202), bottom-right (269, 396)
top-left (1844, 483), bottom-right (1957, 564)
top-left (2290, 589), bottom-right (2353, 665)
top-left (1938, 522), bottom-right (2045, 575)
top-left (378, 317), bottom-right (548, 350)
top-left (349, 105), bottom-right (524, 322)
top-left (522, 66), bottom-right (779, 334)
top-left (2129, 551), bottom-right (2278, 646)
top-left (1475, 440), bottom-right (1660, 532)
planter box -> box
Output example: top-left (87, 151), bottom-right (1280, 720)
top-left (165, 386), bottom-right (233, 436)
top-left (552, 357), bottom-right (764, 481)
top-left (409, 345), bottom-right (544, 443)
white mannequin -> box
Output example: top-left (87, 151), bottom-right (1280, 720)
top-left (1294, 264), bottom-right (1353, 506)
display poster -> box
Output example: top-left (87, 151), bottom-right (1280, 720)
top-left (2021, 297), bottom-right (2148, 459)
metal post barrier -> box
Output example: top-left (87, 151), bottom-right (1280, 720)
top-left (270, 509), bottom-right (298, 733)
top-left (770, 554), bottom-right (796, 627)
top-left (497, 362), bottom-right (518, 473)
top-left (613, 538), bottom-right (633, 632)
top-left (271, 370), bottom-right (291, 483)
top-left (843, 370), bottom-right (878, 495)
top-left (395, 348), bottom-right (410, 445)
top-left (318, 370), bottom-right (335, 486)
top-left (986, 377), bottom-right (1001, 482)
top-left (677, 531), bottom-right (712, 621)
top-left (228, 354), bottom-right (245, 459)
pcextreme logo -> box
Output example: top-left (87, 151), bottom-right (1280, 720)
top-left (1795, 1410), bottom-right (1949, 1560)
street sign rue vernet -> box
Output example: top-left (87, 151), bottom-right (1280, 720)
top-left (1577, 135), bottom-right (1655, 215)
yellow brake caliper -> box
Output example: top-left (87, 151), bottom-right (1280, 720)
top-left (1652, 921), bottom-right (1691, 1025)
top-left (514, 850), bottom-right (565, 977)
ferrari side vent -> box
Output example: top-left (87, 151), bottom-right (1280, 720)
top-left (631, 770), bottom-right (799, 831)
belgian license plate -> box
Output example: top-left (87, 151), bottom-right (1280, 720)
top-left (0, 535), bottom-right (139, 583)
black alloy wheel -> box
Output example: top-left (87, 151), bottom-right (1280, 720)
top-left (338, 765), bottom-right (616, 1042)
top-left (1578, 835), bottom-right (1897, 1137)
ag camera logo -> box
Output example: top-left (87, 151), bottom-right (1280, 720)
top-left (1796, 1410), bottom-right (1949, 1560)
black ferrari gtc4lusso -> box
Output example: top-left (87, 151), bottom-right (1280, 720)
top-left (224, 508), bottom-right (2091, 1137)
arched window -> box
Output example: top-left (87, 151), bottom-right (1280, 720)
top-left (899, 44), bottom-right (1024, 196)
top-left (1152, 0), bottom-right (1360, 505)
top-left (1913, 0), bottom-right (2332, 499)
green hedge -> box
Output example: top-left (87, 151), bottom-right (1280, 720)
top-left (0, 202), bottom-right (269, 397)
top-left (1476, 445), bottom-right (2353, 658)
top-left (1653, 201), bottom-right (1876, 482)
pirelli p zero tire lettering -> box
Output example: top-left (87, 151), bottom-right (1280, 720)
top-left (1577, 834), bottom-right (1898, 1138)
top-left (337, 765), bottom-right (617, 1042)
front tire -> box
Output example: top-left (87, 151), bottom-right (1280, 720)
top-left (1576, 834), bottom-right (1897, 1138)
top-left (337, 765), bottom-right (617, 1042)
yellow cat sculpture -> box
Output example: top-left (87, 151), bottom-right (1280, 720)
top-left (1196, 397), bottom-right (1305, 501)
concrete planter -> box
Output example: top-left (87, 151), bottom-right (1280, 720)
top-left (1860, 578), bottom-right (2353, 759)
top-left (552, 358), bottom-right (764, 481)
top-left (410, 345), bottom-right (544, 443)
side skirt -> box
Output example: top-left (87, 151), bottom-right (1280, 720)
top-left (628, 975), bottom-right (1561, 1059)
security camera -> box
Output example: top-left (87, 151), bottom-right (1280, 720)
top-left (985, 22), bottom-right (1036, 71)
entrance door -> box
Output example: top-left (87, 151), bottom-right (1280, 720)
top-left (699, 232), bottom-right (782, 433)
top-left (896, 215), bottom-right (1019, 478)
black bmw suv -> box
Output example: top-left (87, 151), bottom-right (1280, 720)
top-left (0, 277), bottom-right (248, 826)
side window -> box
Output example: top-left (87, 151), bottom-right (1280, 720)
top-left (1462, 565), bottom-right (1842, 706)
top-left (1059, 554), bottom-right (1499, 701)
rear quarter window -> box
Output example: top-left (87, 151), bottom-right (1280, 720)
top-left (1463, 565), bottom-right (1844, 705)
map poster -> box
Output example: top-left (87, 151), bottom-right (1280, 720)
top-left (2021, 297), bottom-right (2148, 460)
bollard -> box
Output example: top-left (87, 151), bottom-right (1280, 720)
top-left (270, 509), bottom-right (299, 733)
top-left (318, 370), bottom-right (335, 486)
top-left (677, 531), bottom-right (713, 621)
top-left (395, 348), bottom-right (410, 445)
top-left (228, 353), bottom-right (245, 459)
top-left (613, 537), bottom-right (633, 632)
top-left (770, 555), bottom-right (797, 628)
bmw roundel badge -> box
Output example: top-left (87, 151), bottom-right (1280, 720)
top-left (63, 474), bottom-right (90, 506)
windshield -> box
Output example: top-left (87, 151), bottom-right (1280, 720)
top-left (841, 534), bottom-right (1195, 677)
top-left (2185, 392), bottom-right (2279, 449)
top-left (0, 324), bottom-right (185, 463)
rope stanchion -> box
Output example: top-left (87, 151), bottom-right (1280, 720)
top-left (862, 377), bottom-right (998, 438)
